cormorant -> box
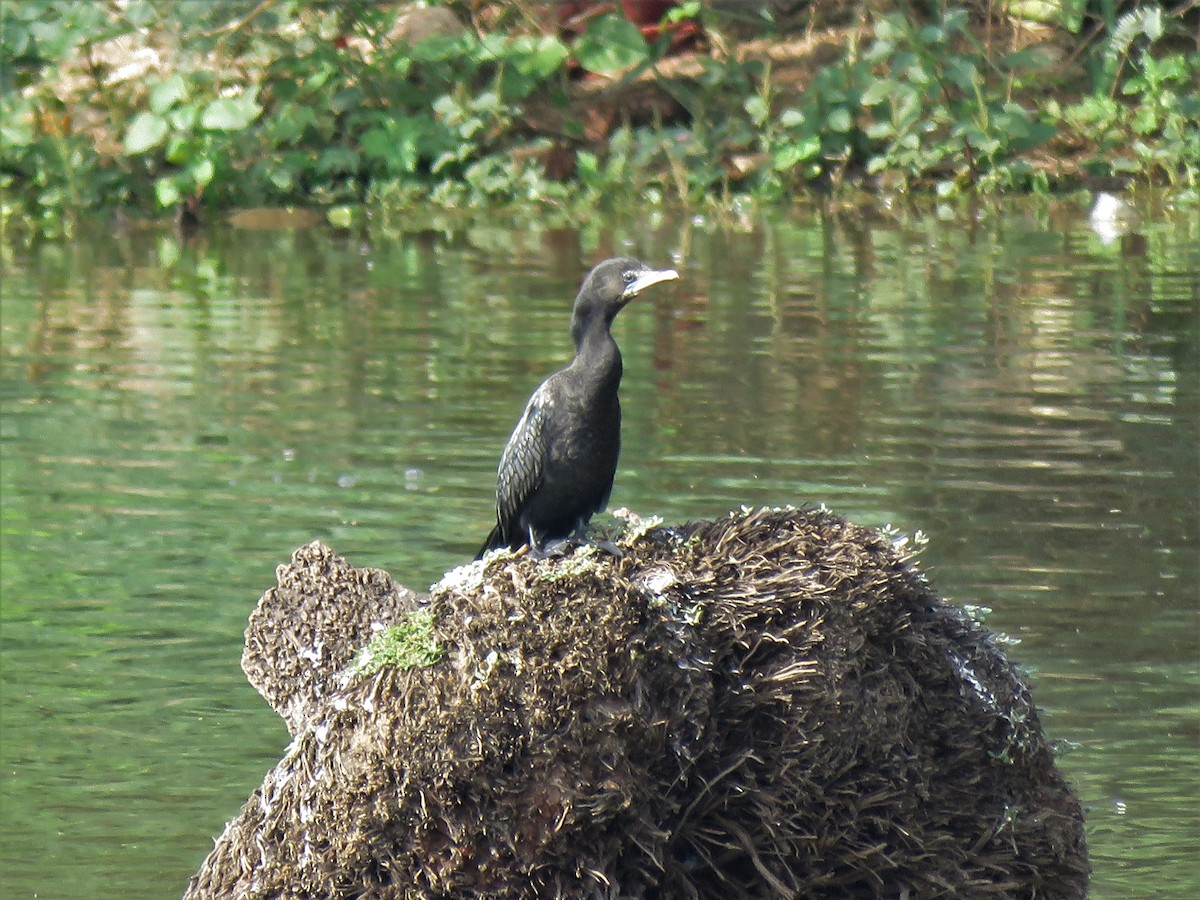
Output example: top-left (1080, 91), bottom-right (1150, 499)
top-left (478, 257), bottom-right (678, 557)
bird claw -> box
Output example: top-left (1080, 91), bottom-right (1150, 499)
top-left (529, 538), bottom-right (573, 560)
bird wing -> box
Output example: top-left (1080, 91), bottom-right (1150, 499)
top-left (495, 385), bottom-right (551, 539)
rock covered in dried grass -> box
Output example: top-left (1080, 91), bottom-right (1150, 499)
top-left (185, 507), bottom-right (1088, 899)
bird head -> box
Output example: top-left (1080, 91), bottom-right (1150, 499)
top-left (573, 257), bottom-right (679, 329)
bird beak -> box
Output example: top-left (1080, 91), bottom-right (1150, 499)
top-left (623, 267), bottom-right (678, 300)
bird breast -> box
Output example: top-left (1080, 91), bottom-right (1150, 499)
top-left (543, 373), bottom-right (620, 464)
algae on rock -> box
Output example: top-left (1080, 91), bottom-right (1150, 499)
top-left (347, 609), bottom-right (444, 679)
top-left (186, 507), bottom-right (1088, 898)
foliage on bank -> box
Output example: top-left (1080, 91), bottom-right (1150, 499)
top-left (1, 0), bottom-right (1197, 236)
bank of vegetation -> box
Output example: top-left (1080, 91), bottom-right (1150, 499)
top-left (2, 0), bottom-right (1197, 236)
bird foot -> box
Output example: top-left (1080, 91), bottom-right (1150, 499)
top-left (529, 538), bottom-right (574, 560)
top-left (529, 537), bottom-right (625, 560)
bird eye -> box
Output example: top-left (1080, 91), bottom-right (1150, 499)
top-left (623, 271), bottom-right (636, 283)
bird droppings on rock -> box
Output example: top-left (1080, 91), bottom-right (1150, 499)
top-left (186, 506), bottom-right (1088, 899)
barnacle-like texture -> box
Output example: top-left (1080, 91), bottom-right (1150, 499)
top-left (186, 508), bottom-right (1088, 899)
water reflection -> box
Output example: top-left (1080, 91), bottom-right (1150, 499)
top-left (1, 197), bottom-right (1196, 897)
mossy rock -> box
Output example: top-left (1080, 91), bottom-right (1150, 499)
top-left (185, 507), bottom-right (1088, 898)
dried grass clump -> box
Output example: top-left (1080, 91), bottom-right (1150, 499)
top-left (185, 507), bottom-right (1088, 899)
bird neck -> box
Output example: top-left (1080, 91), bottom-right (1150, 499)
top-left (570, 311), bottom-right (623, 392)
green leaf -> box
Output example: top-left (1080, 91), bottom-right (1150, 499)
top-left (200, 93), bottom-right (260, 131)
top-left (665, 1), bottom-right (701, 23)
top-left (860, 79), bottom-right (896, 107)
top-left (164, 133), bottom-right (192, 166)
top-left (779, 108), bottom-right (806, 129)
top-left (773, 137), bottom-right (821, 170)
top-left (825, 107), bottom-right (853, 133)
top-left (361, 127), bottom-right (392, 161)
top-left (890, 51), bottom-right (917, 77)
top-left (1058, 0), bottom-right (1087, 32)
top-left (0, 99), bottom-right (35, 148)
top-left (967, 130), bottom-right (1001, 155)
top-left (268, 166), bottom-right (294, 192)
top-left (1132, 104), bottom-right (1158, 135)
top-left (326, 205), bottom-right (355, 229)
top-left (1111, 155), bottom-right (1141, 174)
top-left (476, 32), bottom-right (511, 62)
top-left (873, 15), bottom-right (901, 46)
top-left (943, 9), bottom-right (970, 35)
top-left (945, 57), bottom-right (978, 92)
top-left (744, 95), bottom-right (769, 126)
top-left (498, 69), bottom-right (537, 102)
top-left (149, 75), bottom-right (187, 115)
top-left (515, 35), bottom-right (569, 79)
top-left (935, 178), bottom-right (958, 198)
top-left (1156, 55), bottom-right (1191, 83)
top-left (167, 105), bottom-right (198, 133)
top-left (331, 87), bottom-right (364, 115)
top-left (157, 235), bottom-right (181, 268)
top-left (316, 146), bottom-right (360, 175)
top-left (864, 121), bottom-right (896, 140)
top-left (124, 112), bottom-right (168, 154)
top-left (273, 79), bottom-right (298, 103)
top-left (154, 176), bottom-right (181, 208)
top-left (999, 47), bottom-right (1055, 73)
top-left (576, 149), bottom-right (599, 181)
top-left (1020, 120), bottom-right (1058, 149)
top-left (271, 104), bottom-right (317, 145)
top-left (408, 34), bottom-right (465, 62)
top-left (189, 157), bottom-right (215, 189)
top-left (575, 14), bottom-right (648, 74)
top-left (918, 25), bottom-right (944, 45)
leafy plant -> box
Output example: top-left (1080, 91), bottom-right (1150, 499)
top-left (574, 12), bottom-right (649, 74)
top-left (856, 9), bottom-right (1056, 192)
top-left (124, 74), bottom-right (263, 209)
top-left (2, 0), bottom-right (1198, 236)
top-left (1049, 4), bottom-right (1200, 186)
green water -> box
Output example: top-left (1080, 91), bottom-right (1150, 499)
top-left (1, 199), bottom-right (1197, 897)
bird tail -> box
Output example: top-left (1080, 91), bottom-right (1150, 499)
top-left (476, 523), bottom-right (507, 560)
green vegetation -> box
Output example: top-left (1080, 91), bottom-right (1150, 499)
top-left (348, 608), bottom-right (444, 677)
top-left (1, 1), bottom-right (1197, 236)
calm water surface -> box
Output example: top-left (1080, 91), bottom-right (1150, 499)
top-left (1, 198), bottom-right (1197, 897)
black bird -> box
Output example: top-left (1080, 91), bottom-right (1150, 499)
top-left (478, 257), bottom-right (678, 557)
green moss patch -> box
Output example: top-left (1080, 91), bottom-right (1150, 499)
top-left (349, 608), bottom-right (443, 677)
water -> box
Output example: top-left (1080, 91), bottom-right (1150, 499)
top-left (1, 198), bottom-right (1196, 897)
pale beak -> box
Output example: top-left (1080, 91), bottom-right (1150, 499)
top-left (623, 267), bottom-right (679, 299)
